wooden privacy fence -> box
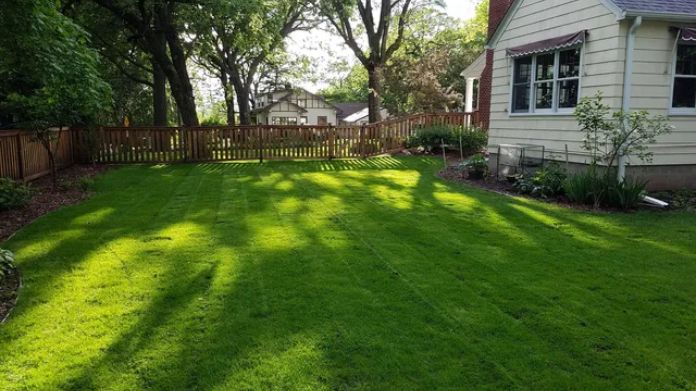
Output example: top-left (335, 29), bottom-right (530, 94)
top-left (88, 112), bottom-right (478, 164)
top-left (0, 129), bottom-right (76, 182)
top-left (0, 112), bottom-right (478, 181)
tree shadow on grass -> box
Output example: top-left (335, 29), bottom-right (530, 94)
top-left (1, 157), bottom-right (695, 390)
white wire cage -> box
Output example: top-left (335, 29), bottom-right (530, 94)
top-left (494, 144), bottom-right (545, 179)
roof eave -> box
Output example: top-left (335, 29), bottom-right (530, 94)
top-left (624, 10), bottom-right (696, 23)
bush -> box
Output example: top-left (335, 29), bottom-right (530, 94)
top-left (564, 167), bottom-right (646, 209)
top-left (407, 125), bottom-right (454, 151)
top-left (407, 125), bottom-right (488, 155)
top-left (453, 126), bottom-right (488, 155)
top-left (514, 162), bottom-right (567, 198)
top-left (0, 178), bottom-right (33, 211)
top-left (0, 249), bottom-right (15, 281)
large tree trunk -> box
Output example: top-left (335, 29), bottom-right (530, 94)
top-left (152, 61), bottom-right (168, 126)
top-left (92, 0), bottom-right (198, 126)
top-left (236, 89), bottom-right (252, 125)
top-left (231, 74), bottom-right (252, 125)
top-left (220, 73), bottom-right (236, 126)
top-left (158, 4), bottom-right (199, 126)
top-left (367, 64), bottom-right (383, 123)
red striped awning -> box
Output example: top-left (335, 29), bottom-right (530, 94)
top-left (506, 31), bottom-right (587, 58)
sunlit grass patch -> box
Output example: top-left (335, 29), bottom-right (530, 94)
top-left (1, 157), bottom-right (695, 390)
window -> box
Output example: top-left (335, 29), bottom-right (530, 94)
top-left (271, 117), bottom-right (298, 125)
top-left (472, 79), bottom-right (480, 111)
top-left (300, 116), bottom-right (308, 125)
top-left (672, 44), bottom-right (696, 112)
top-left (297, 99), bottom-right (307, 107)
top-left (511, 48), bottom-right (581, 114)
top-left (317, 116), bottom-right (328, 126)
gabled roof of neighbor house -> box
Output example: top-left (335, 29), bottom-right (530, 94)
top-left (335, 102), bottom-right (368, 120)
top-left (253, 86), bottom-right (338, 115)
top-left (488, 0), bottom-right (696, 48)
top-left (252, 99), bottom-right (308, 115)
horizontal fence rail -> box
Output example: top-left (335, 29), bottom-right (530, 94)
top-left (0, 112), bottom-right (478, 181)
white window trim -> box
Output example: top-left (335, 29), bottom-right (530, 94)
top-left (508, 46), bottom-right (582, 116)
top-left (669, 42), bottom-right (696, 116)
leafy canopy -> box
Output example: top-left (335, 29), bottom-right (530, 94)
top-left (0, 0), bottom-right (110, 127)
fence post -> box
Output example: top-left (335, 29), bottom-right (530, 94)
top-left (15, 133), bottom-right (25, 182)
top-left (359, 125), bottom-right (366, 159)
top-left (258, 126), bottom-right (264, 163)
top-left (328, 125), bottom-right (335, 160)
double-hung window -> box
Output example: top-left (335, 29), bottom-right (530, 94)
top-left (272, 116), bottom-right (298, 125)
top-left (511, 48), bottom-right (581, 114)
top-left (671, 44), bottom-right (696, 113)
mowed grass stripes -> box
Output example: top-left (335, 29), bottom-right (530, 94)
top-left (1, 157), bottom-right (695, 390)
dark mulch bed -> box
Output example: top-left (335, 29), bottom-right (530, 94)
top-left (1, 164), bottom-right (107, 322)
top-left (438, 165), bottom-right (672, 213)
top-left (0, 164), bottom-right (108, 242)
top-left (650, 190), bottom-right (696, 212)
top-left (0, 267), bottom-right (20, 324)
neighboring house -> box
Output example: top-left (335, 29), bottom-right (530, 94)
top-left (253, 87), bottom-right (338, 126)
top-left (479, 0), bottom-right (696, 189)
top-left (335, 102), bottom-right (368, 125)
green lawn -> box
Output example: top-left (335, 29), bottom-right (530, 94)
top-left (1, 157), bottom-right (696, 390)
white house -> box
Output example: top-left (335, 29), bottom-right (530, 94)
top-left (253, 87), bottom-right (338, 126)
top-left (482, 0), bottom-right (696, 189)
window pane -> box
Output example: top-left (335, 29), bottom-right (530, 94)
top-left (672, 77), bottom-right (696, 108)
top-left (558, 80), bottom-right (579, 108)
top-left (676, 45), bottom-right (696, 76)
top-left (535, 82), bottom-right (554, 109)
top-left (559, 49), bottom-right (581, 78)
top-left (536, 53), bottom-right (555, 81)
top-left (514, 57), bottom-right (532, 83)
top-left (513, 85), bottom-right (530, 112)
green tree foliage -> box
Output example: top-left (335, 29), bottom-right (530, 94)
top-left (383, 1), bottom-right (488, 114)
top-left (193, 0), bottom-right (310, 125)
top-left (0, 0), bottom-right (110, 127)
top-left (319, 0), bottom-right (489, 115)
top-left (316, 0), bottom-right (440, 122)
top-left (0, 0), bottom-right (111, 187)
top-left (320, 65), bottom-right (369, 103)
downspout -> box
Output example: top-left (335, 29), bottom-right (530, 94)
top-left (618, 16), bottom-right (642, 181)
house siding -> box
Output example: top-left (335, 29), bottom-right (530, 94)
top-left (489, 0), bottom-right (696, 172)
top-left (489, 0), bottom-right (624, 164)
top-left (631, 20), bottom-right (696, 166)
top-left (255, 89), bottom-right (338, 126)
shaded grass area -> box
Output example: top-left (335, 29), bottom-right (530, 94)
top-left (1, 157), bottom-right (695, 390)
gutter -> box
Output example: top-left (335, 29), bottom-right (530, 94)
top-left (618, 16), bottom-right (642, 182)
top-left (620, 16), bottom-right (668, 209)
